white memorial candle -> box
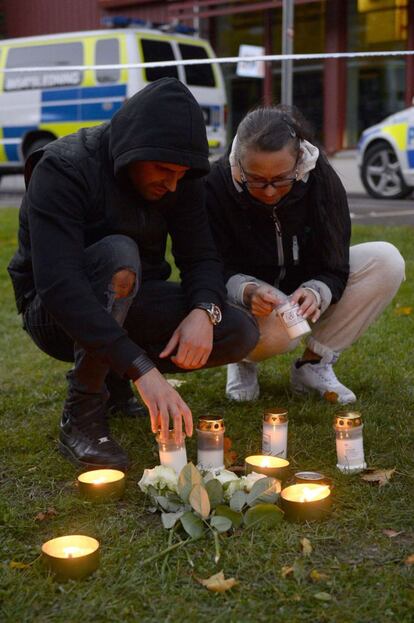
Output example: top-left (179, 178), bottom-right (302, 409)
top-left (262, 409), bottom-right (288, 458)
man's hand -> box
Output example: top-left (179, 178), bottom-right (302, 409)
top-left (159, 308), bottom-right (213, 369)
top-left (244, 284), bottom-right (285, 317)
top-left (134, 368), bottom-right (192, 443)
top-left (290, 287), bottom-right (320, 323)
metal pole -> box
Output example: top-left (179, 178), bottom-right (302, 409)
top-left (281, 0), bottom-right (294, 105)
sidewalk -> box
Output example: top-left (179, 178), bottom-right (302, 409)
top-left (328, 149), bottom-right (367, 196)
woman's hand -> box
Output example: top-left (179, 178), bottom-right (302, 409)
top-left (291, 287), bottom-right (321, 323)
top-left (244, 284), bottom-right (285, 317)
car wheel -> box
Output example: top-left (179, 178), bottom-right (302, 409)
top-left (361, 141), bottom-right (413, 199)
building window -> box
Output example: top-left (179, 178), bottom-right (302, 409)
top-left (5, 42), bottom-right (83, 91)
top-left (140, 39), bottom-right (178, 81)
top-left (96, 38), bottom-right (120, 83)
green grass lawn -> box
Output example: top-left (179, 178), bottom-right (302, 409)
top-left (1, 206), bottom-right (413, 623)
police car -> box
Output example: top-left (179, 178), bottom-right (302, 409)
top-left (357, 106), bottom-right (414, 199)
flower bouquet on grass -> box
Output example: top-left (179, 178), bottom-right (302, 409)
top-left (138, 463), bottom-right (283, 563)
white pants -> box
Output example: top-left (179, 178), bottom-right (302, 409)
top-left (247, 242), bottom-right (405, 364)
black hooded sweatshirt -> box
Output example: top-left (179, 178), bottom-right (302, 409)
top-left (8, 78), bottom-right (225, 381)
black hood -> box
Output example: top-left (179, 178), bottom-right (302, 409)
top-left (109, 77), bottom-right (210, 179)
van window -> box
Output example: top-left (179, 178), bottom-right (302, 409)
top-left (140, 39), bottom-right (179, 82)
top-left (5, 42), bottom-right (83, 91)
top-left (96, 38), bottom-right (120, 83)
top-left (179, 44), bottom-right (216, 88)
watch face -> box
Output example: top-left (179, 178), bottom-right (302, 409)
top-left (197, 303), bottom-right (222, 325)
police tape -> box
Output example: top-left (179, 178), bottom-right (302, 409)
top-left (0, 49), bottom-right (414, 72)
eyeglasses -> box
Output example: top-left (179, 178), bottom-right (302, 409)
top-left (238, 159), bottom-right (298, 190)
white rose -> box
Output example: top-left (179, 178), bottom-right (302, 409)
top-left (243, 471), bottom-right (267, 492)
top-left (224, 478), bottom-right (244, 500)
top-left (215, 469), bottom-right (239, 486)
top-left (138, 465), bottom-right (178, 494)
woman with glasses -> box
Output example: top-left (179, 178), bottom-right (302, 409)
top-left (205, 106), bottom-right (405, 404)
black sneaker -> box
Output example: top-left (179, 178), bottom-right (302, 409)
top-left (106, 371), bottom-right (147, 418)
top-left (59, 396), bottom-right (129, 471)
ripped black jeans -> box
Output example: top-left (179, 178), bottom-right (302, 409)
top-left (23, 235), bottom-right (259, 394)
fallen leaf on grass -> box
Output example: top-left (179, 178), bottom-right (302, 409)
top-left (310, 569), bottom-right (329, 582)
top-left (404, 554), bottom-right (414, 565)
top-left (314, 592), bottom-right (332, 601)
top-left (281, 565), bottom-right (294, 578)
top-left (167, 379), bottom-right (186, 388)
top-left (300, 537), bottom-right (312, 557)
top-left (196, 570), bottom-right (238, 593)
top-left (383, 529), bottom-right (404, 538)
top-left (394, 306), bottom-right (413, 316)
top-left (34, 507), bottom-right (58, 521)
top-left (361, 468), bottom-right (396, 487)
top-left (9, 561), bottom-right (30, 569)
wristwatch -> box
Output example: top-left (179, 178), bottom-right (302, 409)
top-left (195, 302), bottom-right (222, 326)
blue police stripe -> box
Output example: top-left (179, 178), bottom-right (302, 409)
top-left (41, 83), bottom-right (127, 123)
top-left (41, 84), bottom-right (127, 102)
top-left (3, 125), bottom-right (37, 161)
top-left (407, 150), bottom-right (414, 168)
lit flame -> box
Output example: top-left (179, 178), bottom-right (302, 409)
top-left (262, 457), bottom-right (270, 468)
top-left (299, 485), bottom-right (330, 503)
top-left (63, 546), bottom-right (86, 559)
top-left (92, 477), bottom-right (107, 485)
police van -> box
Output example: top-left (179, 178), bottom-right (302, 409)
top-left (0, 22), bottom-right (227, 177)
top-left (357, 105), bottom-right (414, 199)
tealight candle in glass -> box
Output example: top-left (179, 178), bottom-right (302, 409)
top-left (262, 408), bottom-right (288, 458)
top-left (41, 535), bottom-right (100, 581)
top-left (157, 431), bottom-right (187, 475)
top-left (333, 411), bottom-right (367, 474)
top-left (197, 415), bottom-right (225, 472)
top-left (281, 483), bottom-right (331, 522)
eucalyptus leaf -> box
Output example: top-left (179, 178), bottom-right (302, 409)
top-left (202, 471), bottom-right (215, 484)
top-left (215, 504), bottom-right (243, 529)
top-left (156, 496), bottom-right (184, 513)
top-left (189, 483), bottom-right (211, 519)
top-left (177, 463), bottom-right (202, 503)
top-left (229, 490), bottom-right (247, 512)
top-left (244, 503), bottom-right (284, 529)
top-left (205, 479), bottom-right (224, 509)
top-left (161, 510), bottom-right (184, 530)
top-left (246, 477), bottom-right (281, 507)
top-left (210, 515), bottom-right (232, 533)
top-left (180, 511), bottom-right (205, 539)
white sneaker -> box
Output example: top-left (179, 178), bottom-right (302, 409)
top-left (226, 362), bottom-right (259, 401)
top-left (290, 359), bottom-right (356, 404)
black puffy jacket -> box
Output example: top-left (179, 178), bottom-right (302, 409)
top-left (8, 78), bottom-right (226, 379)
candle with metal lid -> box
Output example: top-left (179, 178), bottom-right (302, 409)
top-left (334, 411), bottom-right (367, 474)
top-left (197, 415), bottom-right (225, 472)
top-left (262, 408), bottom-right (288, 458)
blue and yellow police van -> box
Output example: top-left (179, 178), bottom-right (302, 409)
top-left (0, 23), bottom-right (227, 177)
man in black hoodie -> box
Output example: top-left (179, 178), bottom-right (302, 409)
top-left (8, 78), bottom-right (258, 471)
